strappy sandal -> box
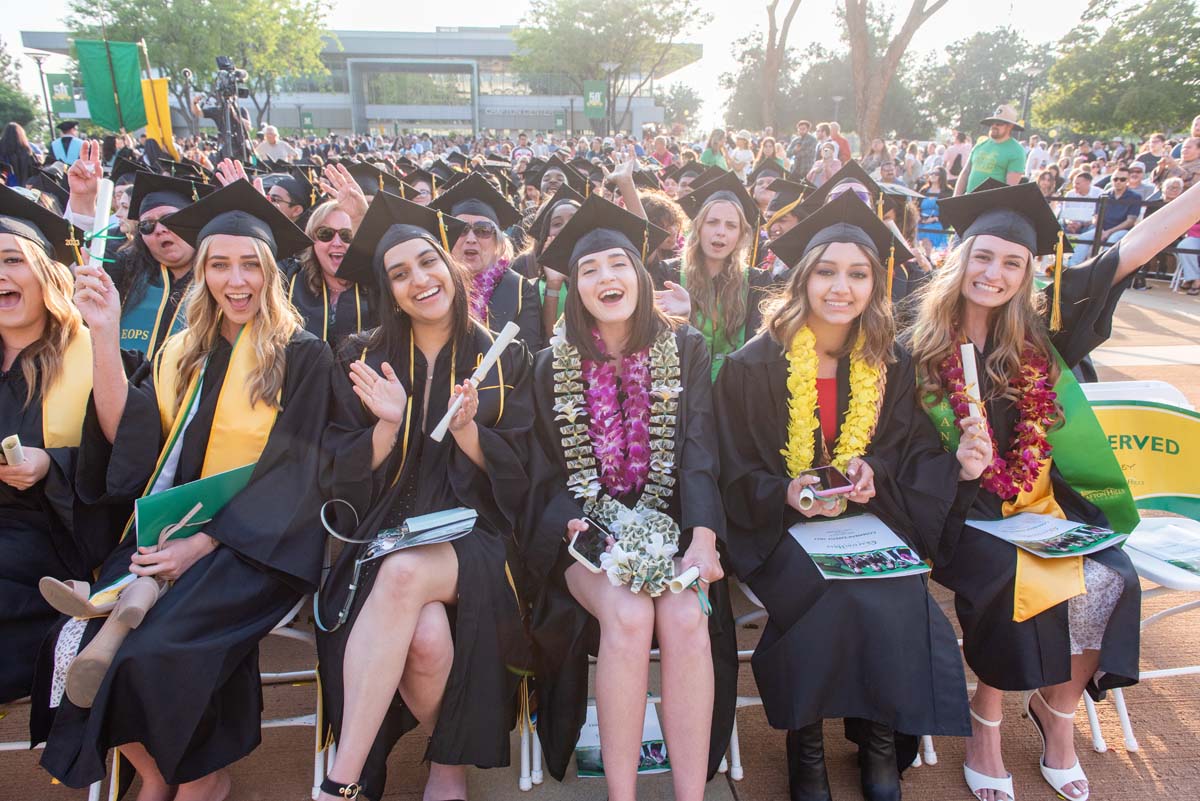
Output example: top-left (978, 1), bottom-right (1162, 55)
top-left (1024, 690), bottom-right (1089, 801)
top-left (319, 778), bottom-right (364, 799)
top-left (963, 707), bottom-right (1015, 801)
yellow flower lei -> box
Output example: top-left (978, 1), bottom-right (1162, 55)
top-left (781, 326), bottom-right (884, 476)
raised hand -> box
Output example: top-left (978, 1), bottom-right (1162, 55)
top-left (447, 380), bottom-right (479, 433)
top-left (214, 158), bottom-right (264, 195)
top-left (956, 415), bottom-right (993, 481)
top-left (66, 140), bottom-right (102, 214)
top-left (319, 163), bottom-right (368, 226)
top-left (654, 280), bottom-right (691, 318)
top-left (349, 360), bottom-right (408, 424)
top-left (73, 264), bottom-right (122, 341)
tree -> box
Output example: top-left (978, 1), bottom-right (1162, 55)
top-left (513, 0), bottom-right (709, 133)
top-left (0, 36), bottom-right (21, 87)
top-left (0, 37), bottom-right (37, 132)
top-left (655, 82), bottom-right (703, 131)
top-left (230, 0), bottom-right (332, 128)
top-left (720, 32), bottom-right (797, 130)
top-left (912, 29), bottom-right (1055, 132)
top-left (843, 0), bottom-right (950, 147)
top-left (760, 0), bottom-right (804, 131)
top-left (1035, 0), bottom-right (1200, 135)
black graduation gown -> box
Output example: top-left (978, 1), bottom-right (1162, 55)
top-left (288, 274), bottom-right (379, 352)
top-left (315, 324), bottom-right (532, 801)
top-left (483, 268), bottom-right (544, 352)
top-left (714, 336), bottom-right (971, 762)
top-left (0, 357), bottom-right (126, 703)
top-left (890, 262), bottom-right (932, 334)
top-left (649, 258), bottom-right (776, 347)
top-left (32, 331), bottom-right (334, 788)
top-left (932, 244), bottom-right (1141, 695)
top-left (520, 325), bottom-right (738, 782)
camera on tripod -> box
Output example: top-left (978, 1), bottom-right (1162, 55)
top-left (214, 56), bottom-right (250, 99)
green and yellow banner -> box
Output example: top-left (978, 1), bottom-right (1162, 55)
top-left (1092, 400), bottom-right (1200, 519)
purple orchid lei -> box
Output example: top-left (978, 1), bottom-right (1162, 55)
top-left (582, 328), bottom-right (653, 496)
top-left (469, 258), bottom-right (510, 322)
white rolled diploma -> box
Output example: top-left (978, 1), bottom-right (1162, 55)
top-left (87, 179), bottom-right (115, 265)
top-left (796, 486), bottom-right (817, 510)
top-left (430, 321), bottom-right (521, 442)
top-left (669, 565), bottom-right (702, 594)
top-left (2, 434), bottom-right (25, 466)
top-left (959, 343), bottom-right (982, 419)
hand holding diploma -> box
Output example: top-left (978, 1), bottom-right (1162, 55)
top-left (431, 322), bottom-right (519, 442)
top-left (959, 343), bottom-right (982, 419)
top-left (956, 344), bottom-right (993, 481)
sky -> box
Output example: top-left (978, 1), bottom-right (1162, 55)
top-left (5, 0), bottom-right (1093, 129)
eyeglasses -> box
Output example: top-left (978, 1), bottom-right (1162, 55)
top-left (314, 227), bottom-right (354, 244)
top-left (467, 221), bottom-right (499, 240)
top-left (1112, 177), bottom-right (1128, 182)
top-left (137, 218), bottom-right (169, 236)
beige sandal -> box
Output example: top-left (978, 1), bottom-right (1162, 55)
top-left (39, 577), bottom-right (112, 619)
top-left (65, 577), bottom-right (162, 708)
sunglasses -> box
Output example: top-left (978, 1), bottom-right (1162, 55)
top-left (467, 221), bottom-right (499, 240)
top-left (314, 227), bottom-right (354, 244)
top-left (137, 217), bottom-right (170, 236)
top-left (1112, 177), bottom-right (1128, 182)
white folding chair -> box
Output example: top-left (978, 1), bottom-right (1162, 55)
top-left (1080, 380), bottom-right (1194, 410)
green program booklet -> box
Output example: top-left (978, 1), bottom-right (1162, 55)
top-left (135, 462), bottom-right (257, 549)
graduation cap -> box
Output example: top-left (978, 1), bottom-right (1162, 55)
top-left (765, 178), bottom-right (814, 220)
top-left (632, 169), bottom-right (662, 191)
top-left (130, 172), bottom-right (215, 218)
top-left (57, 120), bottom-right (79, 134)
top-left (688, 165), bottom-right (729, 190)
top-left (747, 161), bottom-right (786, 187)
top-left (539, 194), bottom-right (670, 272)
top-left (477, 163), bottom-right (518, 200)
top-left (428, 172), bottom-right (521, 229)
top-left (796, 160), bottom-right (883, 218)
top-left (110, 156), bottom-right (147, 187)
top-left (158, 157), bottom-right (210, 183)
top-left (569, 156), bottom-right (600, 179)
top-left (289, 164), bottom-right (325, 207)
top-left (0, 182), bottom-right (86, 264)
top-left (271, 168), bottom-right (316, 210)
top-left (767, 189), bottom-right (913, 295)
top-left (160, 179), bottom-right (311, 260)
top-left (675, 170), bottom-right (762, 226)
top-left (399, 168), bottom-right (438, 199)
top-left (346, 161), bottom-right (406, 197)
top-left (426, 160), bottom-right (458, 185)
top-left (445, 152), bottom-right (470, 170)
top-left (393, 155), bottom-right (417, 172)
top-left (521, 156), bottom-right (548, 184)
top-left (971, 177), bottom-right (1007, 193)
top-left (25, 169), bottom-right (69, 209)
top-left (878, 182), bottom-right (925, 231)
top-left (530, 183), bottom-right (586, 243)
top-left (534, 154), bottom-right (586, 194)
top-left (660, 164), bottom-right (683, 183)
top-left (338, 191), bottom-right (469, 286)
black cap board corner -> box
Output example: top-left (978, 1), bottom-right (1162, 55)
top-left (767, 188), bottom-right (914, 269)
top-left (675, 170), bottom-right (762, 226)
top-left (160, 179), bottom-right (312, 260)
top-left (796, 160), bottom-right (883, 217)
top-left (428, 172), bottom-right (521, 229)
top-left (539, 194), bottom-right (669, 272)
top-left (130, 172), bottom-right (216, 219)
top-left (339, 191), bottom-right (469, 286)
top-left (937, 181), bottom-right (1072, 257)
top-left (0, 182), bottom-right (86, 264)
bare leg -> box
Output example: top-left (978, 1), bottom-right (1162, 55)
top-left (319, 543), bottom-right (459, 800)
top-left (566, 563), bottom-right (655, 801)
top-left (118, 743), bottom-right (172, 801)
top-left (653, 588), bottom-right (712, 801)
top-left (964, 682), bottom-right (1010, 801)
top-left (174, 769), bottom-right (230, 801)
top-left (1033, 650), bottom-right (1100, 800)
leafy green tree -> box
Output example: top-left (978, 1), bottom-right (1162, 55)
top-left (655, 82), bottom-right (703, 130)
top-left (719, 32), bottom-right (797, 130)
top-left (1035, 0), bottom-right (1200, 135)
top-left (0, 36), bottom-right (21, 87)
top-left (230, 0), bottom-right (333, 128)
top-left (0, 37), bottom-right (37, 133)
top-left (513, 0), bottom-right (708, 133)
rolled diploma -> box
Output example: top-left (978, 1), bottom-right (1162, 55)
top-left (2, 434), bottom-right (25, 466)
top-left (430, 321), bottom-right (520, 442)
top-left (669, 565), bottom-right (701, 594)
top-left (796, 486), bottom-right (817, 510)
top-left (959, 343), bottom-right (982, 419)
top-left (88, 179), bottom-right (115, 265)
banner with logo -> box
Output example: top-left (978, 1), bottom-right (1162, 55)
top-left (47, 73), bottom-right (76, 115)
top-left (1091, 400), bottom-right (1200, 519)
top-left (583, 80), bottom-right (606, 120)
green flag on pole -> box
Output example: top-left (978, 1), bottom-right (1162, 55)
top-left (46, 74), bottom-right (76, 115)
top-left (75, 39), bottom-right (147, 132)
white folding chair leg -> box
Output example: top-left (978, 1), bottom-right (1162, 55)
top-left (1111, 688), bottom-right (1139, 752)
top-left (87, 781), bottom-right (101, 801)
top-left (1082, 694), bottom-right (1107, 753)
top-left (531, 726), bottom-right (543, 785)
top-left (921, 734), bottom-right (938, 766)
top-left (728, 715), bottom-right (743, 780)
top-left (312, 716), bottom-right (326, 800)
top-left (518, 720), bottom-right (532, 791)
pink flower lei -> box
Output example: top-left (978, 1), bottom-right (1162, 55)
top-left (469, 258), bottom-right (510, 322)
top-left (582, 329), bottom-right (652, 496)
top-left (941, 342), bottom-right (1057, 499)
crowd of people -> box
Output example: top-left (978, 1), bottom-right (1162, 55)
top-left (1, 98), bottom-right (1199, 801)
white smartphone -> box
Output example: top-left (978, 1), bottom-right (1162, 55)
top-left (567, 517), bottom-right (610, 574)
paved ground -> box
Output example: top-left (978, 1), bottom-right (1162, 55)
top-left (4, 279), bottom-right (1200, 801)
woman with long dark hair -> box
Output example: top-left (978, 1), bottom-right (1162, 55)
top-left (0, 122), bottom-right (39, 186)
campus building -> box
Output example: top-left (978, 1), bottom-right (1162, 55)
top-left (20, 27), bottom-right (700, 136)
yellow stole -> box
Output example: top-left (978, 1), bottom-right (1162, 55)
top-left (1003, 460), bottom-right (1086, 623)
top-left (41, 327), bottom-right (94, 448)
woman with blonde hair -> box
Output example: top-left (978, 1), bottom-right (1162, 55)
top-left (653, 171), bottom-right (774, 380)
top-left (909, 180), bottom-right (1200, 801)
top-left (0, 186), bottom-right (125, 704)
top-left (35, 179), bottom-right (334, 801)
top-left (716, 191), bottom-right (986, 801)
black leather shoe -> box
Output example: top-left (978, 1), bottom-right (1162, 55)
top-left (786, 722), bottom-right (833, 801)
top-left (857, 720), bottom-right (902, 801)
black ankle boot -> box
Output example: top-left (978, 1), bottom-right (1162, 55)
top-left (857, 720), bottom-right (901, 801)
top-left (786, 722), bottom-right (832, 801)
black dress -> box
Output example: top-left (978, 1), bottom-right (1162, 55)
top-left (521, 325), bottom-right (739, 781)
top-left (0, 355), bottom-right (125, 703)
top-left (316, 323), bottom-right (533, 801)
top-left (932, 245), bottom-right (1141, 695)
top-left (715, 336), bottom-right (971, 764)
top-left (288, 272), bottom-right (379, 351)
top-left (484, 268), bottom-right (544, 352)
top-left (32, 332), bottom-right (334, 787)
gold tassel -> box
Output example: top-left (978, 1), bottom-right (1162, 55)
top-left (432, 175), bottom-right (438, 194)
top-left (66, 232), bottom-right (83, 266)
top-left (437, 211), bottom-right (450, 252)
top-left (876, 193), bottom-right (885, 221)
top-left (308, 168), bottom-right (317, 206)
top-left (641, 223), bottom-right (649, 263)
top-left (378, 175), bottom-right (384, 194)
top-left (765, 197), bottom-right (802, 231)
top-left (886, 242), bottom-right (896, 298)
top-left (399, 182), bottom-right (406, 200)
top-left (1050, 229), bottom-right (1065, 332)
top-left (751, 222), bottom-right (761, 266)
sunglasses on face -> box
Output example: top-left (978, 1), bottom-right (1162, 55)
top-left (1112, 177), bottom-right (1128, 182)
top-left (314, 227), bottom-right (354, 244)
top-left (467, 222), bottom-right (498, 240)
top-left (137, 218), bottom-right (169, 236)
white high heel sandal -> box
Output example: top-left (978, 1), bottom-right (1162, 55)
top-left (1023, 690), bottom-right (1090, 801)
top-left (963, 707), bottom-right (1015, 801)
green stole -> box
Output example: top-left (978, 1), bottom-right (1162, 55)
top-left (120, 264), bottom-right (187, 355)
top-left (679, 266), bottom-right (749, 381)
top-left (925, 350), bottom-right (1140, 534)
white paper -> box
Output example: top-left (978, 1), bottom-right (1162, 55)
top-left (969, 513), bottom-right (1128, 558)
top-left (788, 513), bottom-right (930, 580)
top-left (1127, 523), bottom-right (1200, 576)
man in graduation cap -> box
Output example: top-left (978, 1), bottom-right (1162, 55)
top-left (265, 168), bottom-right (315, 224)
top-left (48, 121), bottom-right (84, 167)
top-left (747, 160), bottom-right (787, 215)
top-left (346, 161), bottom-right (406, 205)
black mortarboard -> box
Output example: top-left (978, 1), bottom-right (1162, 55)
top-left (445, 152), bottom-right (470, 170)
top-left (660, 164), bottom-right (683, 183)
top-left (632, 169), bottom-right (662, 191)
top-left (937, 182), bottom-right (1072, 258)
top-left (796, 160), bottom-right (882, 217)
top-left (399, 168), bottom-right (437, 198)
top-left (110, 156), bottom-right (147, 187)
top-left (270, 169), bottom-right (315, 210)
top-left (971, 177), bottom-right (1007, 193)
top-left (677, 162), bottom-right (704, 181)
top-left (394, 155), bottom-right (417, 172)
top-left (539, 195), bottom-right (670, 272)
top-left (338, 191), bottom-right (469, 285)
top-left (57, 120), bottom-right (78, 134)
top-left (25, 169), bottom-right (69, 208)
top-left (428, 172), bottom-right (521, 229)
top-left (765, 178), bottom-right (814, 217)
top-left (157, 157), bottom-right (208, 183)
top-left (347, 161), bottom-right (405, 197)
top-left (689, 165), bottom-right (728, 189)
top-left (521, 156), bottom-right (547, 185)
top-left (534, 155), bottom-right (586, 194)
top-left (747, 161), bottom-right (786, 186)
top-left (478, 163), bottom-right (518, 199)
top-left (531, 183), bottom-right (586, 241)
top-left (427, 161), bottom-right (457, 185)
top-left (0, 183), bottom-right (85, 264)
top-left (675, 170), bottom-right (762, 226)
top-left (767, 189), bottom-right (913, 269)
top-left (569, 156), bottom-right (598, 178)
top-left (160, 179), bottom-right (311, 259)
top-left (290, 164), bottom-right (325, 206)
top-left (130, 172), bottom-right (215, 218)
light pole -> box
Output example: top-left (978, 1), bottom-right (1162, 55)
top-left (27, 52), bottom-right (55, 139)
top-left (832, 95), bottom-right (844, 125)
top-left (600, 61), bottom-right (618, 136)
top-left (1020, 65), bottom-right (1041, 130)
